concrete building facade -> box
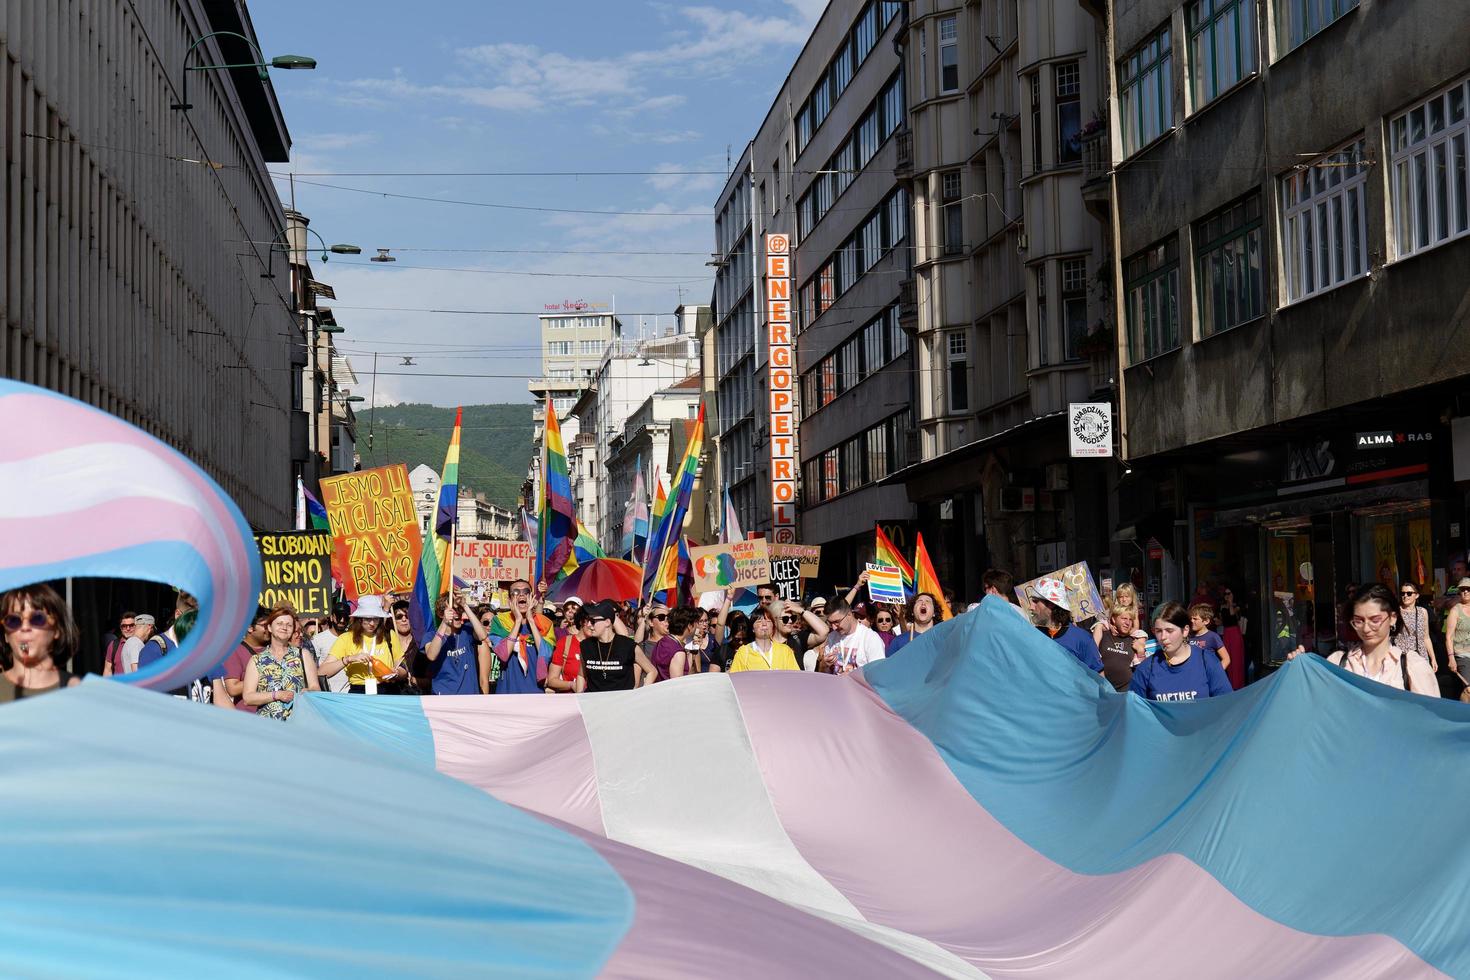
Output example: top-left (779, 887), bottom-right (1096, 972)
top-left (1095, 0), bottom-right (1470, 668)
top-left (2, 0), bottom-right (301, 528)
top-left (604, 376), bottom-right (704, 557)
top-left (877, 0), bottom-right (1113, 599)
top-left (410, 464), bottom-right (518, 542)
top-left (713, 0), bottom-right (913, 580)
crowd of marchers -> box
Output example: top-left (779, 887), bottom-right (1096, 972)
top-left (3, 566), bottom-right (1465, 713)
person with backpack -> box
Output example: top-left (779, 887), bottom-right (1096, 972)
top-left (1130, 601), bottom-right (1233, 702)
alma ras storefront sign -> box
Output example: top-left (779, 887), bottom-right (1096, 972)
top-left (766, 233), bottom-right (798, 543)
top-left (1356, 430), bottom-right (1433, 449)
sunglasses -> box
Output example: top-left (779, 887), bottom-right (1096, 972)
top-left (120, 622), bottom-right (136, 630)
top-left (480, 619), bottom-right (494, 627)
top-left (876, 618), bottom-right (892, 624)
top-left (3, 612), bottom-right (52, 632)
top-left (1401, 590), bottom-right (1417, 596)
top-left (589, 615), bottom-right (610, 624)
top-left (651, 613), bottom-right (668, 621)
top-left (780, 615), bottom-right (799, 623)
top-left (511, 589), bottom-right (532, 597)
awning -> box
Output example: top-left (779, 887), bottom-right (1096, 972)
top-left (877, 410), bottom-right (1064, 488)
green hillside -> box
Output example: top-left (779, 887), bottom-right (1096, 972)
top-left (357, 403), bottom-right (534, 508)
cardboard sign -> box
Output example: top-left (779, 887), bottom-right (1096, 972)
top-left (768, 543), bottom-right (821, 602)
top-left (1014, 561), bottom-right (1105, 624)
top-left (256, 531), bottom-right (333, 616)
top-left (318, 464), bottom-right (423, 600)
top-left (866, 563), bottom-right (907, 604)
top-left (452, 539), bottom-right (534, 585)
top-left (690, 539), bottom-right (772, 593)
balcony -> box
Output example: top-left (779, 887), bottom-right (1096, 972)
top-left (897, 277), bottom-right (918, 334)
top-left (1080, 125), bottom-right (1111, 221)
top-left (894, 129), bottom-right (913, 179)
top-left (528, 376), bottom-right (589, 395)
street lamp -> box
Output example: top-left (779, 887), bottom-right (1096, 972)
top-left (262, 227), bottom-right (360, 275)
top-left (171, 32), bottom-right (316, 111)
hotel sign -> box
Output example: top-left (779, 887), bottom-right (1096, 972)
top-left (766, 233), bottom-right (798, 544)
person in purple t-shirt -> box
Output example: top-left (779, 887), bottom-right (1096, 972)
top-left (649, 607), bottom-right (702, 681)
top-left (1187, 603), bottom-right (1231, 676)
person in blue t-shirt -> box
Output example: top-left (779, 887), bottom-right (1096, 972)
top-left (1130, 601), bottom-right (1233, 702)
top-left (1027, 577), bottom-right (1104, 674)
top-left (421, 593), bottom-right (490, 695)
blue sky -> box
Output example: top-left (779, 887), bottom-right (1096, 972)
top-left (250, 0), bottom-right (826, 407)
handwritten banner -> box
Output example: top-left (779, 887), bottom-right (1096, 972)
top-left (1014, 561), bottom-right (1104, 624)
top-left (319, 464), bottom-right (423, 600)
top-left (452, 539), bottom-right (534, 585)
top-left (255, 531), bottom-right (334, 616)
top-left (769, 543), bottom-right (821, 601)
top-left (866, 563), bottom-right (906, 604)
top-left (690, 539), bottom-right (772, 593)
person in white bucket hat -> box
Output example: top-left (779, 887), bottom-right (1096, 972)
top-left (318, 595), bottom-right (405, 695)
top-left (1027, 577), bottom-right (1105, 676)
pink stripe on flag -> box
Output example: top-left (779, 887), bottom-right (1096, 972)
top-left (421, 696), bottom-right (604, 836)
top-left (558, 819), bottom-right (945, 979)
top-left (730, 671), bottom-right (1439, 979)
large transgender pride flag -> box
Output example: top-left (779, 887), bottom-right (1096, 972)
top-left (287, 598), bottom-right (1470, 978)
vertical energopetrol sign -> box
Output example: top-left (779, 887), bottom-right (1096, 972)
top-left (765, 233), bottom-right (797, 544)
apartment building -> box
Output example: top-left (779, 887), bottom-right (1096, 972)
top-left (882, 1), bottom-right (1113, 597)
top-left (1095, 0), bottom-right (1470, 666)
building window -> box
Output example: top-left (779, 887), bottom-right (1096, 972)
top-left (918, 29), bottom-right (928, 101)
top-left (833, 44), bottom-right (853, 99)
top-left (1390, 76), bottom-right (1470, 261)
top-left (939, 16), bottom-right (959, 93)
top-left (1034, 264), bottom-right (1048, 365)
top-left (1030, 73), bottom-right (1043, 173)
top-left (1279, 0), bottom-right (1358, 54)
top-left (881, 74), bottom-right (905, 138)
top-left (1194, 194), bottom-right (1264, 338)
top-left (546, 341), bottom-right (572, 356)
top-left (857, 110), bottom-right (880, 166)
top-left (1125, 238), bottom-right (1181, 362)
top-left (941, 170), bottom-right (964, 256)
top-left (1188, 0), bottom-right (1256, 109)
top-left (947, 330), bottom-right (969, 413)
top-left (1062, 258), bottom-right (1089, 360)
top-left (579, 340), bottom-right (602, 354)
top-left (1282, 137), bottom-right (1369, 301)
top-left (1120, 26), bottom-right (1173, 157)
top-left (1056, 62), bottom-right (1081, 165)
top-left (855, 3), bottom-right (878, 61)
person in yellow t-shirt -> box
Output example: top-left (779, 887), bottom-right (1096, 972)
top-left (317, 595), bottom-right (404, 693)
top-left (728, 606), bottom-right (799, 673)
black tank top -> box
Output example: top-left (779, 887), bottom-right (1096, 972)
top-left (1098, 631), bottom-right (1137, 691)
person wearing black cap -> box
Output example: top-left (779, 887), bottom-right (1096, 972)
top-left (579, 600), bottom-right (658, 693)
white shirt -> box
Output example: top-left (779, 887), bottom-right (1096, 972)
top-left (824, 622), bottom-right (887, 674)
top-left (311, 628), bottom-right (348, 693)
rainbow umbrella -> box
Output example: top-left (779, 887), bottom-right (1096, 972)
top-left (549, 557), bottom-right (643, 603)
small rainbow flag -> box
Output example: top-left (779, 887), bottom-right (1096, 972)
top-left (874, 524), bottom-right (914, 598)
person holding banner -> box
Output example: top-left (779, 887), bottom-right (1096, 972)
top-left (728, 607), bottom-right (799, 673)
top-left (319, 596), bottom-right (406, 695)
top-left (240, 605), bottom-right (320, 719)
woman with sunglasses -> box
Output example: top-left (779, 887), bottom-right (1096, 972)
top-left (1395, 581), bottom-right (1436, 670)
top-left (1444, 578), bottom-right (1470, 680)
top-left (872, 606), bottom-right (899, 650)
top-left (1, 584), bottom-right (81, 701)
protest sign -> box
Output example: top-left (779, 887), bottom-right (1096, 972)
top-left (769, 543), bottom-right (821, 601)
top-left (1014, 561), bottom-right (1105, 624)
top-left (255, 531), bottom-right (333, 616)
top-left (319, 464), bottom-right (423, 600)
top-left (866, 563), bottom-right (907, 604)
top-left (690, 539), bottom-right (771, 593)
top-left (452, 539), bottom-right (534, 585)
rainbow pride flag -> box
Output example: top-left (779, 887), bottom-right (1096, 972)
top-left (535, 398), bottom-right (576, 588)
top-left (411, 407), bottom-right (461, 631)
top-left (642, 405), bottom-right (704, 603)
top-left (913, 532), bottom-right (953, 620)
top-left (874, 524), bottom-right (914, 598)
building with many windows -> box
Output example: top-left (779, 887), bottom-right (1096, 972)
top-left (710, 0), bottom-right (912, 578)
top-left (529, 307), bottom-right (621, 446)
top-left (1095, 0), bottom-right (1470, 666)
top-left (879, 1), bottom-right (1114, 597)
top-left (2, 0), bottom-right (301, 528)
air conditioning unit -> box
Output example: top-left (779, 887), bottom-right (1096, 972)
top-left (999, 486), bottom-right (1036, 512)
